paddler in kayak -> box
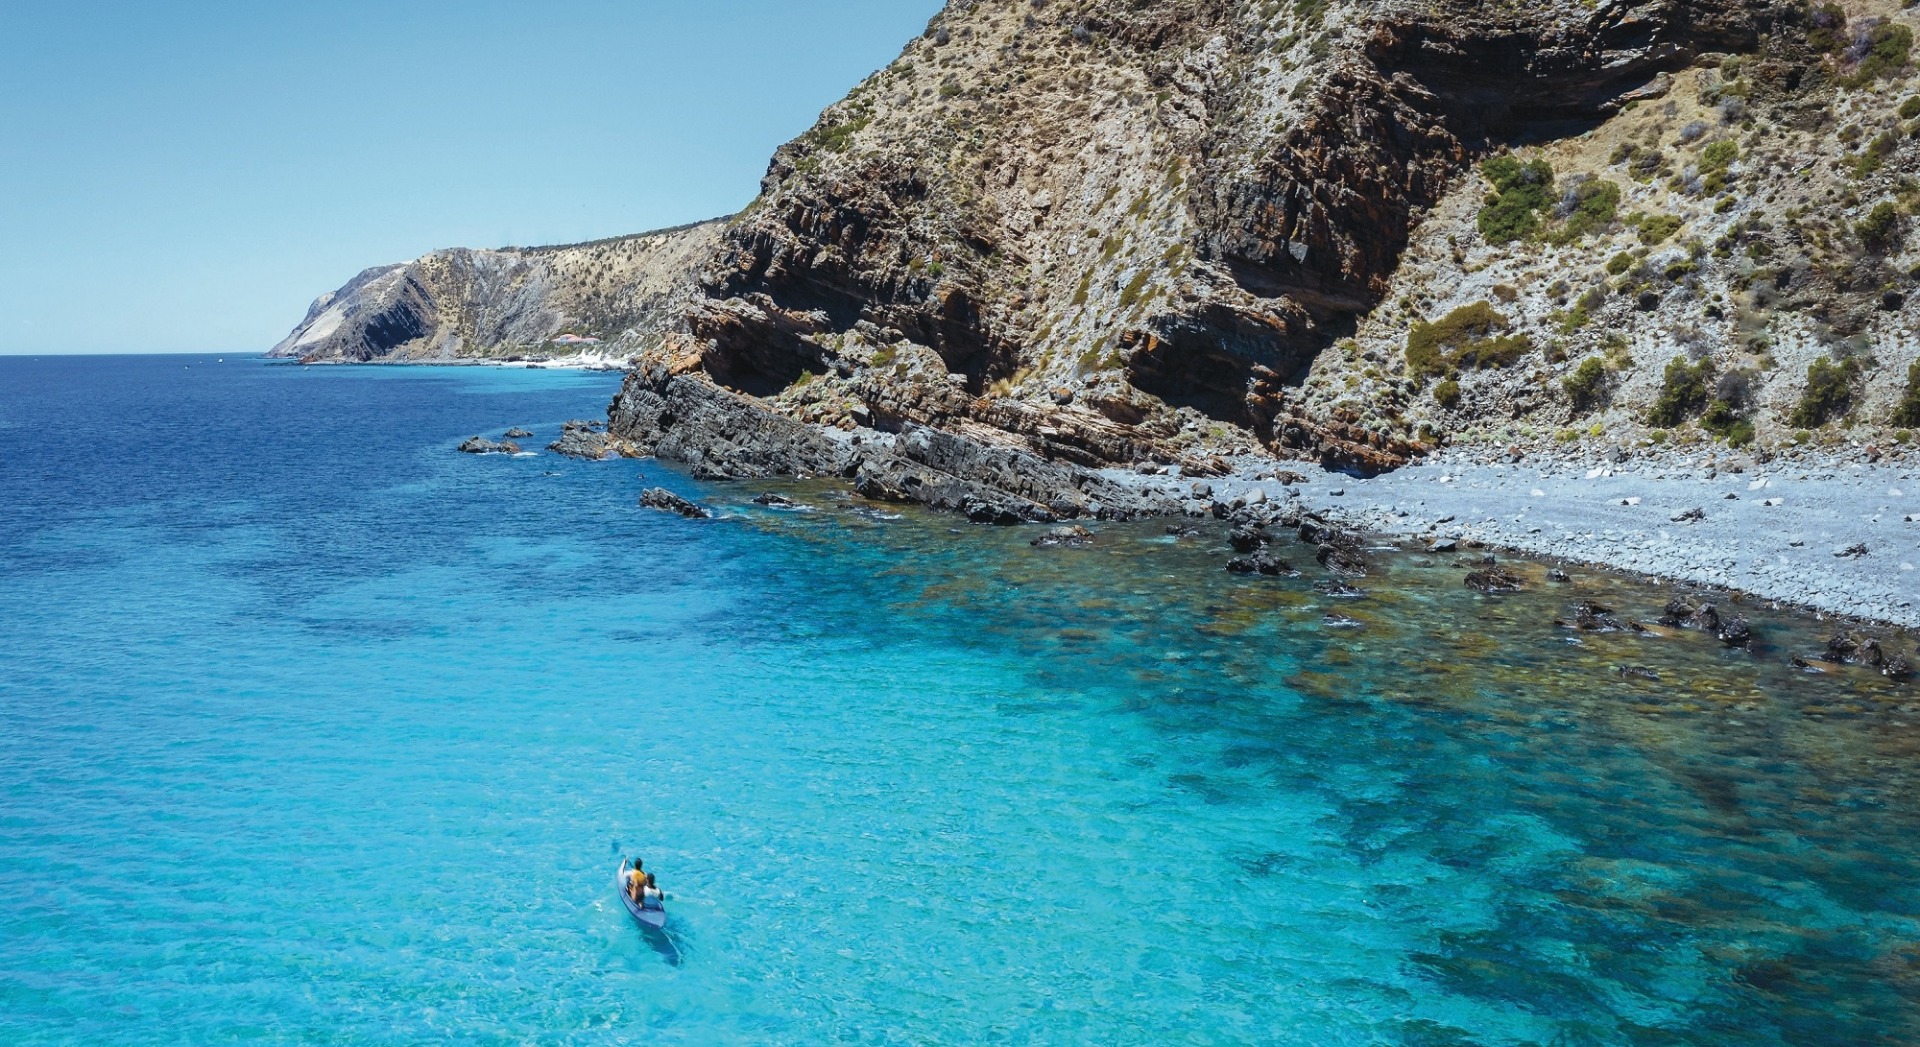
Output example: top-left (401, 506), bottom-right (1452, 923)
top-left (624, 859), bottom-right (648, 905)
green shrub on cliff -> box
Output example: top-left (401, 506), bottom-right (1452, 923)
top-left (1646, 355), bottom-right (1713, 427)
top-left (1891, 359), bottom-right (1920, 428)
top-left (806, 110), bottom-right (873, 153)
top-left (1789, 357), bottom-right (1860, 428)
top-left (1560, 287), bottom-right (1607, 333)
top-left (1698, 140), bottom-right (1739, 194)
top-left (1477, 156), bottom-right (1556, 244)
top-left (1636, 213), bottom-right (1684, 245)
top-left (1849, 21), bottom-right (1914, 85)
top-left (1853, 132), bottom-right (1900, 178)
top-left (1807, 3), bottom-right (1847, 54)
top-left (1700, 397), bottom-right (1755, 447)
top-left (1857, 202), bottom-right (1904, 253)
top-left (1545, 178), bottom-right (1621, 244)
top-left (1562, 357), bottom-right (1610, 413)
top-left (1405, 302), bottom-right (1532, 382)
top-left (1433, 378), bottom-right (1461, 409)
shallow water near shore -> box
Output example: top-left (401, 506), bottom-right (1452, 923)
top-left (3, 355), bottom-right (1919, 1045)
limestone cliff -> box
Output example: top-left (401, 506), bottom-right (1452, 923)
top-left (269, 220), bottom-right (724, 363)
top-left (609, 0), bottom-right (1920, 515)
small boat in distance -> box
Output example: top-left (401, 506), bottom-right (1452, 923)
top-left (616, 857), bottom-right (666, 929)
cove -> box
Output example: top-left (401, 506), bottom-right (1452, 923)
top-left (2, 356), bottom-right (1917, 1045)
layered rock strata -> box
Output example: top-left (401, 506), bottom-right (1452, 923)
top-left (611, 0), bottom-right (1887, 517)
top-left (277, 0), bottom-right (1920, 521)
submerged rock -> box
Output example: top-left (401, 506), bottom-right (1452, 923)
top-left (1693, 604), bottom-right (1721, 634)
top-left (1227, 551), bottom-right (1297, 577)
top-left (1560, 601), bottom-right (1623, 632)
top-left (1717, 616), bottom-right (1753, 649)
top-left (1229, 523), bottom-right (1270, 552)
top-left (1031, 524), bottom-right (1096, 549)
top-left (1821, 631), bottom-right (1888, 667)
top-left (1298, 522), bottom-right (1370, 576)
top-left (1465, 567), bottom-right (1523, 593)
top-left (1658, 597), bottom-right (1727, 633)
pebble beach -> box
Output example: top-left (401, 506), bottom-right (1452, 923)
top-left (1243, 449), bottom-right (1920, 629)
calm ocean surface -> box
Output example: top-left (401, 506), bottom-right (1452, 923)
top-left (3, 355), bottom-right (1918, 1045)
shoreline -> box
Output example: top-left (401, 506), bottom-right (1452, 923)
top-left (1128, 449), bottom-right (1920, 632)
top-left (268, 352), bottom-right (633, 372)
top-left (317, 352), bottom-right (1917, 633)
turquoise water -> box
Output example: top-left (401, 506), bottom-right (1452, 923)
top-left (3, 356), bottom-right (1919, 1044)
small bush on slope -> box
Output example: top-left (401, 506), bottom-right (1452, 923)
top-left (1406, 302), bottom-right (1531, 383)
top-left (1646, 356), bottom-right (1713, 427)
top-left (1562, 357), bottom-right (1611, 413)
top-left (1892, 359), bottom-right (1920, 428)
top-left (1789, 357), bottom-right (1860, 428)
top-left (1477, 156), bottom-right (1556, 244)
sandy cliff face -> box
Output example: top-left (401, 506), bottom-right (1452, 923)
top-left (269, 221), bottom-right (724, 363)
top-left (610, 0), bottom-right (1918, 515)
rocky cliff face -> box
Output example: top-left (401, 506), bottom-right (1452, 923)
top-left (269, 220), bottom-right (723, 363)
top-left (607, 0), bottom-right (1920, 517)
top-left (279, 0), bottom-right (1920, 519)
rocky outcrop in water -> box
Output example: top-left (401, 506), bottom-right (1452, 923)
top-left (458, 437), bottom-right (520, 455)
top-left (548, 420), bottom-right (639, 461)
top-left (609, 358), bottom-right (1177, 521)
top-left (639, 488), bottom-right (714, 519)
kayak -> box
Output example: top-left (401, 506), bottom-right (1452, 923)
top-left (616, 858), bottom-right (667, 929)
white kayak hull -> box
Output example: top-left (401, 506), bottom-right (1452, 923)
top-left (616, 860), bottom-right (667, 928)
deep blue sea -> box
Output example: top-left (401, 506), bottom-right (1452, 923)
top-left (3, 355), bottom-right (1919, 1045)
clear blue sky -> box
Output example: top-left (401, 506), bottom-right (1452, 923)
top-left (0, 1), bottom-right (942, 355)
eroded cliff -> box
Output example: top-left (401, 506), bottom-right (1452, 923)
top-left (608, 0), bottom-right (1917, 519)
top-left (269, 220), bottom-right (724, 363)
top-left (275, 0), bottom-right (1920, 522)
